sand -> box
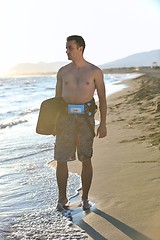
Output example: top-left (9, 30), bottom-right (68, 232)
top-left (51, 68), bottom-right (160, 240)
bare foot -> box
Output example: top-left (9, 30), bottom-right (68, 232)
top-left (57, 198), bottom-right (70, 209)
top-left (82, 199), bottom-right (92, 211)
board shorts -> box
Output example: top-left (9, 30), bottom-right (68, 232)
top-left (54, 115), bottom-right (95, 162)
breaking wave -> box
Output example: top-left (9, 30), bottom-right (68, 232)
top-left (0, 118), bottom-right (28, 129)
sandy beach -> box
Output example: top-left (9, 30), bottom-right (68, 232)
top-left (50, 68), bottom-right (160, 240)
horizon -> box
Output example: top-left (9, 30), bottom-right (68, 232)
top-left (0, 47), bottom-right (159, 77)
top-left (6, 48), bottom-right (160, 70)
top-left (0, 0), bottom-right (160, 75)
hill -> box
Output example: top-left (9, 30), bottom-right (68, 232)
top-left (100, 49), bottom-right (160, 69)
top-left (9, 61), bottom-right (68, 75)
top-left (8, 49), bottom-right (160, 75)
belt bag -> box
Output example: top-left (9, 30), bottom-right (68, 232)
top-left (67, 99), bottom-right (97, 116)
top-left (68, 104), bottom-right (85, 114)
top-left (36, 97), bottom-right (65, 136)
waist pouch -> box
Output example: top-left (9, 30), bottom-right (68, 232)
top-left (65, 98), bottom-right (97, 117)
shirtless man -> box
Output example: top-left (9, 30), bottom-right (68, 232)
top-left (55, 35), bottom-right (107, 210)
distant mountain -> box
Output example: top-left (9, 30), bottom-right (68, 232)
top-left (9, 49), bottom-right (160, 75)
top-left (9, 61), bottom-right (68, 75)
top-left (100, 49), bottom-right (160, 69)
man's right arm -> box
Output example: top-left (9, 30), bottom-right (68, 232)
top-left (55, 69), bottom-right (63, 97)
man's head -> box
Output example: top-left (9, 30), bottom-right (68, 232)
top-left (67, 35), bottom-right (85, 52)
top-left (66, 35), bottom-right (85, 61)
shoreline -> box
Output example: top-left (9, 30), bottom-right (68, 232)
top-left (50, 69), bottom-right (160, 239)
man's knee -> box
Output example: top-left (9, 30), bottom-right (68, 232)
top-left (56, 161), bottom-right (68, 170)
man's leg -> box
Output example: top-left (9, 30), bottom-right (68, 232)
top-left (81, 159), bottom-right (93, 209)
top-left (56, 161), bottom-right (68, 206)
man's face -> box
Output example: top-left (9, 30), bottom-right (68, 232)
top-left (66, 40), bottom-right (82, 60)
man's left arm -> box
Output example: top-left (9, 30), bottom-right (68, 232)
top-left (94, 68), bottom-right (107, 138)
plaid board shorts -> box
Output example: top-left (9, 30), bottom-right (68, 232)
top-left (54, 114), bottom-right (95, 162)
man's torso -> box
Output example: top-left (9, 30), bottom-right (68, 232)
top-left (60, 62), bottom-right (98, 103)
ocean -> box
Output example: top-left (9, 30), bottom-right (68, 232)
top-left (0, 73), bottom-right (140, 239)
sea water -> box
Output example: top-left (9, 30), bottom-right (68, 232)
top-left (0, 73), bottom-right (141, 239)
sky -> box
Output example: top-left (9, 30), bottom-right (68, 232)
top-left (0, 0), bottom-right (160, 74)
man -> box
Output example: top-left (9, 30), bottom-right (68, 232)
top-left (55, 35), bottom-right (107, 211)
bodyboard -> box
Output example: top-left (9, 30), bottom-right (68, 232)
top-left (36, 97), bottom-right (64, 135)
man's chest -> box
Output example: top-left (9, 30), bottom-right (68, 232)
top-left (62, 71), bottom-right (94, 87)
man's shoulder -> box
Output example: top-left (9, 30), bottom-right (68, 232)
top-left (58, 63), bottom-right (71, 72)
top-left (57, 63), bottom-right (71, 79)
top-left (87, 63), bottom-right (103, 81)
top-left (88, 62), bottom-right (102, 72)
top-left (87, 63), bottom-right (103, 78)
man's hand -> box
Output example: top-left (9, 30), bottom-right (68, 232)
top-left (96, 123), bottom-right (107, 138)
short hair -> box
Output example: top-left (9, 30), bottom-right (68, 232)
top-left (66, 35), bottom-right (85, 52)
